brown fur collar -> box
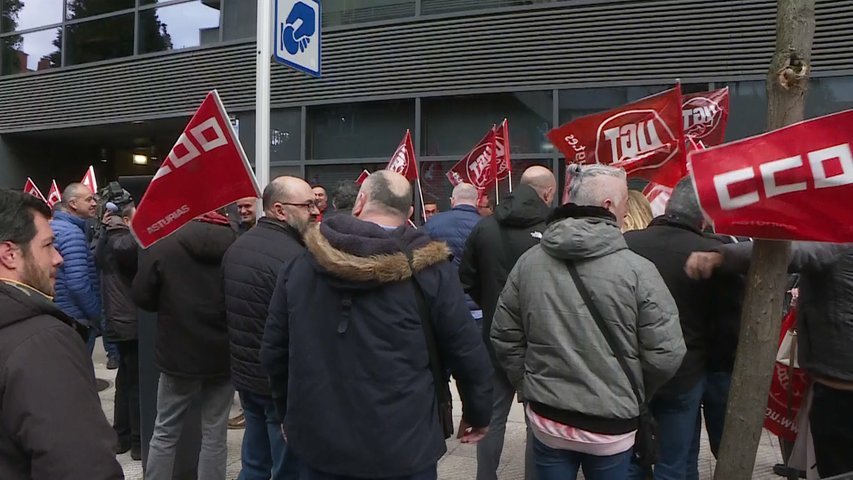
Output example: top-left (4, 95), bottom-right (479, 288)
top-left (304, 226), bottom-right (451, 284)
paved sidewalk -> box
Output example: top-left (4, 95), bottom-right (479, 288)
top-left (92, 346), bottom-right (785, 479)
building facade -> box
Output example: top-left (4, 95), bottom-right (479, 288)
top-left (1, 0), bottom-right (852, 209)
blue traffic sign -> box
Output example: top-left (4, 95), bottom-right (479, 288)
top-left (274, 0), bottom-right (321, 77)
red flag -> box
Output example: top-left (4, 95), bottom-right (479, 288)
top-left (385, 130), bottom-right (419, 181)
top-left (643, 182), bottom-right (673, 217)
top-left (764, 307), bottom-right (809, 442)
top-left (548, 86), bottom-right (686, 187)
top-left (131, 91), bottom-right (260, 249)
top-left (494, 119), bottom-right (512, 180)
top-left (355, 170), bottom-right (370, 185)
top-left (23, 178), bottom-right (47, 203)
top-left (682, 87), bottom-right (729, 147)
top-left (446, 129), bottom-right (498, 190)
top-left (81, 165), bottom-right (98, 194)
top-left (47, 180), bottom-right (61, 207)
top-left (690, 109), bottom-right (853, 242)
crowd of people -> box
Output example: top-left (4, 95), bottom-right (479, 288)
top-left (0, 162), bottom-right (850, 480)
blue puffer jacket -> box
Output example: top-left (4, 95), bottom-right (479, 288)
top-left (51, 212), bottom-right (101, 324)
top-left (425, 205), bottom-right (482, 312)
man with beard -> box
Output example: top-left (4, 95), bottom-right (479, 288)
top-left (51, 182), bottom-right (102, 352)
top-left (0, 189), bottom-right (123, 479)
top-left (261, 171), bottom-right (493, 479)
top-left (224, 177), bottom-right (319, 479)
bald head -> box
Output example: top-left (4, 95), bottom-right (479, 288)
top-left (520, 166), bottom-right (557, 206)
top-left (355, 170), bottom-right (413, 222)
top-left (62, 183), bottom-right (89, 202)
top-left (61, 182), bottom-right (96, 219)
top-left (263, 176), bottom-right (313, 212)
top-left (451, 183), bottom-right (478, 207)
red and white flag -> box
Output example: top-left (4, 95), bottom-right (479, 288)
top-left (690, 109), bottom-right (853, 242)
top-left (682, 87), bottom-right (729, 147)
top-left (81, 165), bottom-right (98, 194)
top-left (131, 91), bottom-right (260, 249)
top-left (643, 182), bottom-right (673, 217)
top-left (447, 128), bottom-right (498, 190)
top-left (47, 180), bottom-right (61, 207)
top-left (355, 169), bottom-right (371, 185)
top-left (23, 178), bottom-right (46, 203)
top-left (548, 86), bottom-right (687, 187)
top-left (494, 119), bottom-right (512, 181)
top-left (385, 130), bottom-right (419, 181)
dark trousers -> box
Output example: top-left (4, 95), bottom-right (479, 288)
top-left (237, 390), bottom-right (299, 480)
top-left (297, 464), bottom-right (436, 480)
top-left (114, 339), bottom-right (141, 451)
top-left (810, 383), bottom-right (853, 478)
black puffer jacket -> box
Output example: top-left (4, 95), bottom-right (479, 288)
top-left (223, 218), bottom-right (306, 396)
top-left (719, 241), bottom-right (853, 384)
top-left (261, 216), bottom-right (493, 478)
top-left (459, 184), bottom-right (551, 365)
top-left (0, 281), bottom-right (123, 480)
top-left (132, 215), bottom-right (237, 378)
top-left (96, 216), bottom-right (139, 341)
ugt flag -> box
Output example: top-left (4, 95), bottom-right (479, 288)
top-left (385, 130), bottom-right (419, 181)
top-left (690, 109), bottom-right (853, 242)
top-left (23, 178), bottom-right (46, 203)
top-left (131, 91), bottom-right (260, 249)
top-left (548, 86), bottom-right (686, 187)
top-left (682, 87), bottom-right (730, 147)
top-left (447, 128), bottom-right (498, 190)
top-left (494, 119), bottom-right (511, 180)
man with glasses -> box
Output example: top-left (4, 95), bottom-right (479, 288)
top-left (224, 177), bottom-right (318, 480)
top-left (0, 189), bottom-right (123, 479)
top-left (51, 182), bottom-right (102, 354)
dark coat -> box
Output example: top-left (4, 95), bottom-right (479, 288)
top-left (425, 204), bottom-right (482, 312)
top-left (459, 184), bottom-right (551, 365)
top-left (50, 211), bottom-right (101, 323)
top-left (95, 216), bottom-right (139, 341)
top-left (0, 281), bottom-right (123, 480)
top-left (223, 218), bottom-right (306, 396)
top-left (625, 215), bottom-right (737, 395)
top-left (261, 215), bottom-right (493, 478)
top-left (132, 216), bottom-right (236, 378)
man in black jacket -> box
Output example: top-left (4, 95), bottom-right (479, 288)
top-left (0, 189), bottom-right (123, 480)
top-left (625, 178), bottom-right (738, 480)
top-left (133, 210), bottom-right (237, 480)
top-left (459, 165), bottom-right (555, 480)
top-left (261, 170), bottom-right (494, 480)
top-left (224, 176), bottom-right (318, 479)
top-left (96, 199), bottom-right (142, 460)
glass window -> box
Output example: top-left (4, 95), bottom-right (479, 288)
top-left (1, 0), bottom-right (63, 33)
top-left (421, 0), bottom-right (559, 16)
top-left (139, 1), bottom-right (221, 54)
top-left (720, 81), bottom-right (766, 142)
top-left (323, 0), bottom-right (415, 27)
top-left (1, 26), bottom-right (60, 75)
top-left (558, 85), bottom-right (671, 124)
top-left (307, 100), bottom-right (415, 160)
top-left (222, 0), bottom-right (254, 41)
top-left (65, 0), bottom-right (134, 21)
top-left (64, 12), bottom-right (133, 65)
top-left (305, 163), bottom-right (389, 193)
top-left (236, 109), bottom-right (302, 164)
top-left (422, 92), bottom-right (552, 156)
top-left (806, 76), bottom-right (853, 119)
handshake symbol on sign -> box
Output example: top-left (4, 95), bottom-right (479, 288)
top-left (281, 1), bottom-right (316, 55)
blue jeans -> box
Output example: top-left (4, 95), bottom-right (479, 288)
top-left (532, 437), bottom-right (631, 480)
top-left (237, 390), bottom-right (298, 480)
top-left (630, 378), bottom-right (706, 480)
top-left (297, 463), bottom-right (436, 480)
top-left (687, 371), bottom-right (731, 479)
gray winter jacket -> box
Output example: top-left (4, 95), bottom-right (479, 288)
top-left (718, 241), bottom-right (853, 384)
top-left (491, 205), bottom-right (685, 433)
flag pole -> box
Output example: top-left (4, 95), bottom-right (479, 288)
top-left (255, 0), bottom-right (272, 206)
top-left (495, 179), bottom-right (500, 206)
top-left (508, 172), bottom-right (513, 193)
top-left (416, 178), bottom-right (427, 224)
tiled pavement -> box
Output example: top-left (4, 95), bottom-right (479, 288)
top-left (93, 346), bottom-right (785, 480)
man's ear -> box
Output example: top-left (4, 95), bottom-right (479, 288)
top-left (408, 206), bottom-right (415, 219)
top-left (0, 242), bottom-right (19, 271)
top-left (352, 193), bottom-right (366, 217)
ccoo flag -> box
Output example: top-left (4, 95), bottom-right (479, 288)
top-left (131, 91), bottom-right (260, 249)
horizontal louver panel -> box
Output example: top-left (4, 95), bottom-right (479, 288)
top-left (0, 0), bottom-right (850, 133)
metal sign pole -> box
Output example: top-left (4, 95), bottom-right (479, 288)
top-left (255, 0), bottom-right (273, 195)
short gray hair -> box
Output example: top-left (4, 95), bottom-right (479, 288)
top-left (451, 183), bottom-right (478, 204)
top-left (665, 176), bottom-right (704, 227)
top-left (567, 164), bottom-right (627, 206)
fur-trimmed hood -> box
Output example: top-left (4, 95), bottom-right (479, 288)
top-left (304, 215), bottom-right (451, 288)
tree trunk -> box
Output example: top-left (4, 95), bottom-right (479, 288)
top-left (713, 1), bottom-right (815, 479)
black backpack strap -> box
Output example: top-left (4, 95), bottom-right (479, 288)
top-left (565, 260), bottom-right (644, 408)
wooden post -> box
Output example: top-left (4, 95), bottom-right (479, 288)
top-left (713, 1), bottom-right (815, 479)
